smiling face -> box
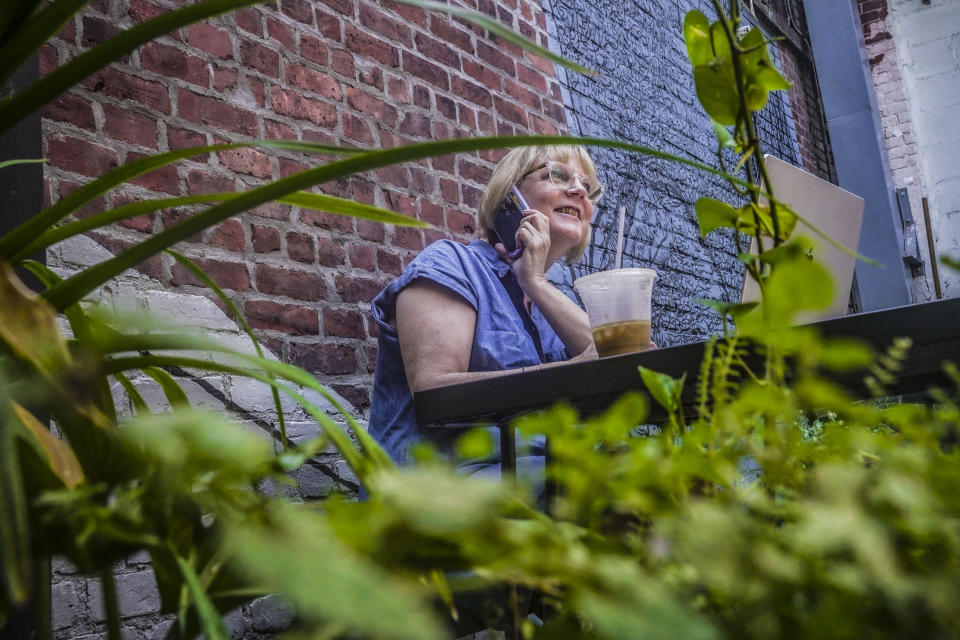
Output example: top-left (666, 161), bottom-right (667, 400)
top-left (517, 156), bottom-right (596, 259)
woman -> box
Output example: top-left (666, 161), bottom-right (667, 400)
top-left (368, 144), bottom-right (602, 466)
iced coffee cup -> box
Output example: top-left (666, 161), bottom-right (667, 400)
top-left (573, 268), bottom-right (657, 357)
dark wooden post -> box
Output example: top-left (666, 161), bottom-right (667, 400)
top-left (0, 53), bottom-right (45, 291)
top-left (0, 53), bottom-right (44, 640)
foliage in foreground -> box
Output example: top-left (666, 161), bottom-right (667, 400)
top-left (1, 0), bottom-right (959, 639)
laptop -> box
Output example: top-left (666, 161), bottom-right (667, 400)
top-left (740, 155), bottom-right (865, 322)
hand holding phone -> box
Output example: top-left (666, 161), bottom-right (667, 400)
top-left (492, 186), bottom-right (530, 259)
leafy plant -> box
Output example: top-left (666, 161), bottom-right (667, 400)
top-left (0, 0), bottom-right (612, 637)
top-left (3, 0), bottom-right (957, 639)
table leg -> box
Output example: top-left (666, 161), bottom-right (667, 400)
top-left (499, 421), bottom-right (516, 477)
top-left (497, 421), bottom-right (519, 639)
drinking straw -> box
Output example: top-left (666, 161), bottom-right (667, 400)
top-left (615, 205), bottom-right (626, 269)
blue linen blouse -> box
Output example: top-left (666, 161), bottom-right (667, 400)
top-left (368, 239), bottom-right (570, 464)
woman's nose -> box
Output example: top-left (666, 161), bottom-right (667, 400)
top-left (566, 179), bottom-right (588, 196)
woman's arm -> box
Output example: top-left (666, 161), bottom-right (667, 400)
top-left (505, 211), bottom-right (595, 356)
top-left (396, 280), bottom-right (592, 392)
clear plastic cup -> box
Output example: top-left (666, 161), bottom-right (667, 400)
top-left (574, 268), bottom-right (658, 357)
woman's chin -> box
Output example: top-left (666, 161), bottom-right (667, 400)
top-left (550, 231), bottom-right (584, 256)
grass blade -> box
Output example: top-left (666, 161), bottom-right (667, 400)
top-left (99, 353), bottom-right (387, 485)
top-left (112, 372), bottom-right (151, 415)
top-left (173, 552), bottom-right (229, 640)
top-left (0, 140), bottom-right (357, 260)
top-left (166, 248), bottom-right (288, 448)
top-left (142, 366), bottom-right (189, 408)
top-left (12, 189), bottom-right (429, 263)
top-left (0, 0), bottom-right (266, 136)
top-left (41, 133), bottom-right (743, 310)
top-left (0, 0), bottom-right (46, 49)
top-left (20, 260), bottom-right (119, 423)
top-left (0, 158), bottom-right (44, 171)
top-left (0, 0), bottom-right (88, 89)
top-left (278, 191), bottom-right (433, 225)
top-left (10, 402), bottom-right (84, 489)
top-left (0, 383), bottom-right (32, 606)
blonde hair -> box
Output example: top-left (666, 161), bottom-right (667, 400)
top-left (478, 144), bottom-right (597, 264)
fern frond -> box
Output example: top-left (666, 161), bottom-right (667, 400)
top-left (697, 335), bottom-right (717, 425)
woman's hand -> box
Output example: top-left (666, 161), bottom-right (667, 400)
top-left (494, 209), bottom-right (552, 297)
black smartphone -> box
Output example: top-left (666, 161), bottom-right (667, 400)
top-left (492, 186), bottom-right (530, 259)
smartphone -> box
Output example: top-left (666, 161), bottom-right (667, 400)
top-left (492, 186), bottom-right (530, 259)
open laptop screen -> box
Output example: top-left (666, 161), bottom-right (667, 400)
top-left (740, 155), bottom-right (865, 322)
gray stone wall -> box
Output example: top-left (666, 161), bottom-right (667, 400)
top-left (541, 0), bottom-right (803, 346)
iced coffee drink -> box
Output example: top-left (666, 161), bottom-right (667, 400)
top-left (574, 268), bottom-right (657, 358)
top-left (591, 319), bottom-right (653, 357)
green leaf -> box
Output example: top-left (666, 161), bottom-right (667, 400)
top-left (0, 0), bottom-right (88, 90)
top-left (173, 552), bottom-right (230, 640)
top-left (455, 428), bottom-right (495, 461)
top-left (0, 0), bottom-right (46, 47)
top-left (578, 589), bottom-right (716, 640)
top-left (638, 366), bottom-right (685, 414)
top-left (112, 372), bottom-right (151, 415)
top-left (166, 248), bottom-right (288, 446)
top-left (280, 191), bottom-right (432, 226)
top-left (37, 136), bottom-right (736, 309)
top-left (739, 28), bottom-right (791, 111)
top-left (941, 255), bottom-right (960, 273)
top-left (225, 501), bottom-right (446, 640)
top-left (0, 158), bottom-right (44, 171)
top-left (36, 134), bottom-right (764, 310)
top-left (149, 546), bottom-right (184, 615)
top-left (0, 385), bottom-right (32, 606)
top-left (10, 402), bottom-right (83, 489)
top-left (0, 264), bottom-right (72, 377)
top-left (20, 260), bottom-right (119, 423)
top-left (694, 298), bottom-right (758, 323)
top-left (15, 188), bottom-right (427, 263)
top-left (0, 0), bottom-right (270, 136)
top-left (695, 197), bottom-right (738, 237)
top-left (99, 351), bottom-right (386, 487)
top-left (123, 411), bottom-right (275, 484)
top-left (709, 20), bottom-right (732, 59)
top-left (683, 10), bottom-right (712, 67)
top-left (693, 57), bottom-right (740, 125)
top-left (711, 119), bottom-right (736, 149)
top-left (763, 257), bottom-right (834, 326)
top-left (0, 140), bottom-right (357, 260)
top-left (366, 467), bottom-right (510, 535)
top-left (818, 338), bottom-right (875, 372)
top-left (757, 235), bottom-right (816, 266)
top-left (737, 201), bottom-right (798, 241)
top-left (141, 367), bottom-right (190, 408)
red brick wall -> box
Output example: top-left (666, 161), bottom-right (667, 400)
top-left (777, 44), bottom-right (835, 182)
top-left (40, 0), bottom-right (568, 409)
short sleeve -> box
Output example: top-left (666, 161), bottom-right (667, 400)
top-left (370, 240), bottom-right (481, 335)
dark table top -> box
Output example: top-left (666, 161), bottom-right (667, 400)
top-left (414, 297), bottom-right (960, 426)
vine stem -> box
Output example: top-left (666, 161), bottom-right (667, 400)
top-left (729, 0), bottom-right (782, 248)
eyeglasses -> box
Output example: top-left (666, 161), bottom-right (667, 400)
top-left (523, 161), bottom-right (604, 202)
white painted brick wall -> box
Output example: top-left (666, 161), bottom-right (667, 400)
top-left (880, 0), bottom-right (960, 298)
top-left (861, 1), bottom-right (936, 302)
top-left (47, 235), bottom-right (363, 636)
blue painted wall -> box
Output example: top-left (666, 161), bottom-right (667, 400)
top-left (542, 0), bottom-right (804, 346)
